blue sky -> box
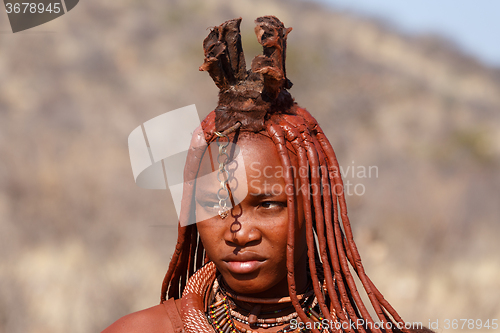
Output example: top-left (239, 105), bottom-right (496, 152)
top-left (315, 0), bottom-right (500, 68)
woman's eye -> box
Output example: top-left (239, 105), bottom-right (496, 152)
top-left (260, 201), bottom-right (286, 209)
top-left (199, 201), bottom-right (219, 210)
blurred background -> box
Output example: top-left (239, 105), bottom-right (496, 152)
top-left (0, 0), bottom-right (499, 332)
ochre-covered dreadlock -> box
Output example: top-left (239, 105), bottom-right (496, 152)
top-left (160, 16), bottom-right (411, 333)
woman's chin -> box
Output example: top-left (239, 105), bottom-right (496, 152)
top-left (224, 277), bottom-right (265, 295)
top-left (221, 274), bottom-right (288, 298)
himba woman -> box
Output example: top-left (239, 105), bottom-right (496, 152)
top-left (103, 16), bottom-right (432, 333)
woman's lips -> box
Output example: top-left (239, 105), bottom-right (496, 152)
top-left (222, 252), bottom-right (267, 274)
top-left (225, 260), bottom-right (263, 274)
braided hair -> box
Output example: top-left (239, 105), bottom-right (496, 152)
top-left (160, 16), bottom-right (410, 333)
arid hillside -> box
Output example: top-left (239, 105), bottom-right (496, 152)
top-left (0, 0), bottom-right (499, 332)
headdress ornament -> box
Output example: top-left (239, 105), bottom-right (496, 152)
top-left (199, 16), bottom-right (295, 133)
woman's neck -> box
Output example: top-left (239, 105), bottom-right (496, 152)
top-left (217, 274), bottom-right (312, 314)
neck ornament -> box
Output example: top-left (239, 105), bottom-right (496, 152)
top-left (207, 275), bottom-right (323, 333)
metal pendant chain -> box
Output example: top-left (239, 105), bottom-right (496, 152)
top-left (215, 131), bottom-right (230, 219)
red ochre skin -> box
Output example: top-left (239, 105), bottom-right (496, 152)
top-left (101, 303), bottom-right (175, 333)
top-left (195, 133), bottom-right (309, 299)
top-left (102, 134), bottom-right (309, 333)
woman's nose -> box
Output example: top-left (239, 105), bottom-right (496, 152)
top-left (223, 206), bottom-right (262, 247)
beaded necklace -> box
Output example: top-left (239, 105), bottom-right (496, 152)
top-left (206, 277), bottom-right (325, 333)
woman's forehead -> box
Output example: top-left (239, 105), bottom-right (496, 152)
top-left (194, 134), bottom-right (297, 195)
top-left (200, 133), bottom-right (297, 169)
top-left (196, 134), bottom-right (279, 175)
top-left (229, 131), bottom-right (297, 159)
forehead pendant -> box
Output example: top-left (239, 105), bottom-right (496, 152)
top-left (214, 122), bottom-right (241, 219)
top-left (215, 130), bottom-right (230, 219)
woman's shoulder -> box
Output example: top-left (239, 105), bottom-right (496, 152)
top-left (101, 299), bottom-right (183, 333)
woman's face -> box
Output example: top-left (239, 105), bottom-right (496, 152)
top-left (195, 134), bottom-right (308, 297)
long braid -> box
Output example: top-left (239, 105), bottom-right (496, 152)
top-left (161, 224), bottom-right (188, 302)
top-left (195, 233), bottom-right (205, 272)
top-left (282, 113), bottom-right (369, 332)
top-left (284, 116), bottom-right (352, 328)
top-left (160, 116), bottom-right (217, 302)
top-left (279, 116), bottom-right (334, 324)
top-left (307, 125), bottom-right (356, 323)
top-left (306, 125), bottom-right (365, 331)
top-left (298, 106), bottom-right (409, 332)
top-left (266, 120), bottom-right (320, 332)
top-left (177, 225), bottom-right (194, 296)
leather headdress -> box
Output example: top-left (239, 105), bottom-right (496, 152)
top-left (199, 16), bottom-right (295, 133)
